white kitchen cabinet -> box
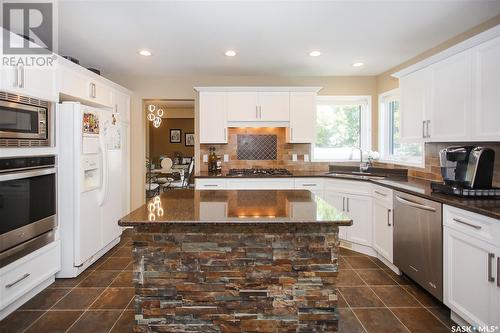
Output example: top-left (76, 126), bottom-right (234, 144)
top-left (287, 92), bottom-right (316, 143)
top-left (195, 178), bottom-right (227, 190)
top-left (294, 178), bottom-right (324, 195)
top-left (226, 178), bottom-right (294, 190)
top-left (399, 68), bottom-right (430, 142)
top-left (199, 202), bottom-right (227, 220)
top-left (344, 194), bottom-right (372, 247)
top-left (444, 205), bottom-right (500, 328)
top-left (428, 50), bottom-right (471, 141)
top-left (113, 90), bottom-right (131, 123)
top-left (372, 186), bottom-right (393, 263)
top-left (471, 36), bottom-right (500, 141)
top-left (258, 92), bottom-right (289, 121)
top-left (227, 92), bottom-right (259, 121)
top-left (198, 92), bottom-right (228, 143)
top-left (324, 191), bottom-right (348, 240)
top-left (58, 60), bottom-right (113, 108)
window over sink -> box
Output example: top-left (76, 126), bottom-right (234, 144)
top-left (378, 89), bottom-right (423, 167)
top-left (313, 96), bottom-right (371, 161)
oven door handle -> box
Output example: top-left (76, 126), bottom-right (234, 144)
top-left (395, 195), bottom-right (437, 212)
top-left (0, 168), bottom-right (56, 182)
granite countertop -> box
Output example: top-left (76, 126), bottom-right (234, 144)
top-left (119, 189), bottom-right (353, 226)
top-left (194, 171), bottom-right (500, 220)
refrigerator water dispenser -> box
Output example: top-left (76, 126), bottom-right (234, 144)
top-left (82, 155), bottom-right (101, 192)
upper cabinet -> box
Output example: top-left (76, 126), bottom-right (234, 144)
top-left (198, 91), bottom-right (228, 144)
top-left (287, 92), bottom-right (317, 143)
top-left (395, 27), bottom-right (500, 143)
top-left (0, 30), bottom-right (57, 101)
top-left (196, 87), bottom-right (320, 144)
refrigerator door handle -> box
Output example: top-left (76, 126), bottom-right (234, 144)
top-left (97, 131), bottom-right (108, 207)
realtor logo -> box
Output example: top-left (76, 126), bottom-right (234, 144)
top-left (2, 2), bottom-right (53, 54)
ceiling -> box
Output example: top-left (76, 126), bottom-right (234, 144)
top-left (58, 1), bottom-right (500, 78)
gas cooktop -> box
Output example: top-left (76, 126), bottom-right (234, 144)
top-left (226, 168), bottom-right (293, 177)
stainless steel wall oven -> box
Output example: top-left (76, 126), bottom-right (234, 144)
top-left (0, 91), bottom-right (52, 147)
top-left (0, 156), bottom-right (57, 267)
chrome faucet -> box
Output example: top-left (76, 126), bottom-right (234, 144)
top-left (352, 147), bottom-right (370, 172)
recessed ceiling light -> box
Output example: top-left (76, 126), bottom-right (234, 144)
top-left (225, 50), bottom-right (237, 57)
top-left (309, 51), bottom-right (321, 57)
top-left (352, 62), bottom-right (364, 67)
top-left (139, 49), bottom-right (152, 56)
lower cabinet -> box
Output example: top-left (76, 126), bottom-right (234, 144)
top-left (323, 191), bottom-right (348, 240)
top-left (443, 205), bottom-right (500, 328)
top-left (372, 197), bottom-right (393, 263)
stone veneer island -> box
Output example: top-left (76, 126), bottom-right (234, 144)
top-left (118, 189), bottom-right (352, 333)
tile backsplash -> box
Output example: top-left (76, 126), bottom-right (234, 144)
top-left (237, 134), bottom-right (277, 160)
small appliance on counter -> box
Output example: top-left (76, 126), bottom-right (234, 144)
top-left (431, 146), bottom-right (499, 197)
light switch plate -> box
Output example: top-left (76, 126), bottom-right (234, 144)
top-left (304, 154), bottom-right (309, 162)
top-left (292, 154), bottom-right (298, 162)
top-left (203, 154), bottom-right (208, 162)
top-left (224, 154), bottom-right (229, 162)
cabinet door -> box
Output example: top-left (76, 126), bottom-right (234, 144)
top-left (471, 36), bottom-right (500, 141)
top-left (428, 50), bottom-right (471, 141)
top-left (444, 226), bottom-right (498, 327)
top-left (324, 191), bottom-right (347, 240)
top-left (199, 92), bottom-right (227, 143)
top-left (227, 92), bottom-right (258, 121)
top-left (372, 198), bottom-right (393, 263)
top-left (288, 92), bottom-right (316, 143)
top-left (399, 68), bottom-right (430, 142)
top-left (0, 65), bottom-right (57, 101)
top-left (92, 81), bottom-right (113, 108)
top-left (345, 194), bottom-right (372, 247)
top-left (258, 92), bottom-right (289, 121)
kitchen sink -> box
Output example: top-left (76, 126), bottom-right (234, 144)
top-left (325, 172), bottom-right (386, 181)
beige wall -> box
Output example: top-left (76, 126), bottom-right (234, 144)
top-left (115, 15), bottom-right (500, 211)
top-left (148, 118), bottom-right (194, 163)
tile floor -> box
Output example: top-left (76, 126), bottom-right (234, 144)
top-left (0, 232), bottom-right (456, 333)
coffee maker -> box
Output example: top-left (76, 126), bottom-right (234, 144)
top-left (431, 146), bottom-right (499, 197)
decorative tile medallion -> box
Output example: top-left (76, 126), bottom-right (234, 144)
top-left (237, 134), bottom-right (277, 160)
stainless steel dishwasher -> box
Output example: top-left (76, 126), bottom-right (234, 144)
top-left (393, 191), bottom-right (443, 301)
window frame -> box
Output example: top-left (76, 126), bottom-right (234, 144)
top-left (378, 89), bottom-right (425, 167)
top-left (312, 95), bottom-right (372, 162)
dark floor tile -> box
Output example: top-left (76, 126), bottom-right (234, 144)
top-left (110, 310), bottom-right (135, 333)
top-left (90, 287), bottom-right (135, 310)
top-left (353, 308), bottom-right (409, 333)
top-left (392, 308), bottom-right (449, 333)
top-left (97, 257), bottom-right (132, 270)
top-left (52, 287), bottom-right (104, 309)
top-left (338, 287), bottom-right (385, 308)
top-left (356, 270), bottom-right (398, 286)
top-left (20, 288), bottom-right (69, 310)
top-left (371, 286), bottom-right (421, 307)
top-left (24, 310), bottom-right (82, 333)
top-left (86, 255), bottom-right (109, 271)
top-left (370, 257), bottom-right (388, 269)
top-left (338, 308), bottom-right (366, 333)
top-left (111, 246), bottom-right (132, 258)
top-left (344, 256), bottom-right (379, 269)
top-left (427, 306), bottom-right (457, 329)
top-left (339, 257), bottom-right (352, 269)
top-left (50, 271), bottom-right (91, 288)
top-left (336, 270), bottom-right (366, 287)
top-left (124, 261), bottom-right (134, 271)
top-left (402, 284), bottom-right (441, 307)
top-left (0, 310), bottom-right (44, 333)
top-left (78, 270), bottom-right (120, 287)
top-left (110, 271), bottom-right (133, 287)
top-left (67, 310), bottom-right (121, 333)
top-left (336, 289), bottom-right (349, 308)
top-left (384, 270), bottom-right (414, 285)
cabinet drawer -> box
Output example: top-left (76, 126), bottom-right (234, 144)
top-left (443, 205), bottom-right (500, 246)
top-left (324, 178), bottom-right (371, 196)
top-left (372, 185), bottom-right (393, 206)
top-left (226, 178), bottom-right (294, 190)
top-left (0, 241), bottom-right (60, 308)
top-left (294, 178), bottom-right (324, 191)
top-left (195, 179), bottom-right (227, 190)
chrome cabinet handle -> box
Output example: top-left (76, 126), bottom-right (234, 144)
top-left (302, 184), bottom-right (317, 187)
top-left (20, 65), bottom-right (25, 88)
top-left (395, 195), bottom-right (437, 212)
top-left (422, 120), bottom-right (426, 138)
top-left (426, 120), bottom-right (430, 138)
top-left (387, 209), bottom-right (392, 226)
top-left (497, 257), bottom-right (499, 288)
top-left (6, 273), bottom-right (30, 288)
top-left (203, 184), bottom-right (219, 187)
top-left (488, 253), bottom-right (495, 282)
top-left (89, 83), bottom-right (94, 98)
top-left (452, 218), bottom-right (482, 230)
top-left (346, 197), bottom-right (350, 212)
top-left (375, 190), bottom-right (387, 197)
top-left (342, 197), bottom-right (345, 211)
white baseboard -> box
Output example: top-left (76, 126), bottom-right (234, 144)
top-left (0, 275), bottom-right (55, 320)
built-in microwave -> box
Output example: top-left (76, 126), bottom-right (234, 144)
top-left (0, 91), bottom-right (51, 147)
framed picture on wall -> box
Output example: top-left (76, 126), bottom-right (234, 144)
top-left (170, 129), bottom-right (181, 143)
top-left (185, 133), bottom-right (194, 146)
